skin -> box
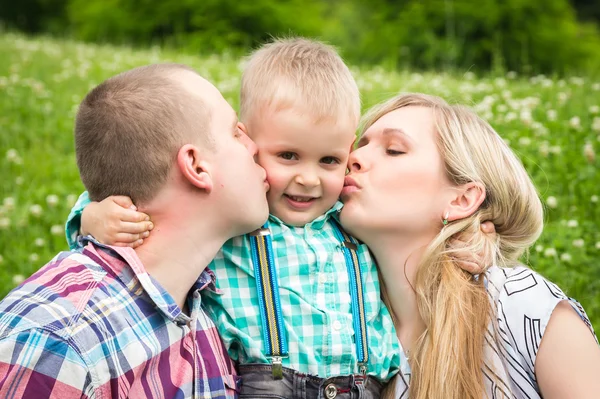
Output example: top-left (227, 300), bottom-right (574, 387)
top-left (340, 105), bottom-right (600, 396)
top-left (244, 107), bottom-right (356, 226)
top-left (105, 71), bottom-right (270, 309)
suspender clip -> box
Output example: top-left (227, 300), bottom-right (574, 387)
top-left (270, 356), bottom-right (284, 380)
top-left (342, 240), bottom-right (358, 251)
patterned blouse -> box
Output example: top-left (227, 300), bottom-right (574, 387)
top-left (394, 266), bottom-right (598, 398)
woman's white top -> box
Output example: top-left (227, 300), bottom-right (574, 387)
top-left (394, 266), bottom-right (598, 398)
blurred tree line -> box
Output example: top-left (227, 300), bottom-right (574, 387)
top-left (2, 0), bottom-right (600, 75)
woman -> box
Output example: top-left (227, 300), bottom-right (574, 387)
top-left (340, 93), bottom-right (600, 399)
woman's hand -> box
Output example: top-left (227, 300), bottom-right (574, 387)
top-left (449, 221), bottom-right (496, 274)
top-left (81, 196), bottom-right (153, 248)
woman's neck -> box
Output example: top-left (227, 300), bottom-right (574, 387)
top-left (368, 232), bottom-right (435, 353)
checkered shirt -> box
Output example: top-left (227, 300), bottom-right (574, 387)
top-left (202, 202), bottom-right (400, 381)
top-left (0, 240), bottom-right (239, 398)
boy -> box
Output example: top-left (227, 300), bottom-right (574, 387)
top-left (67, 39), bottom-right (400, 397)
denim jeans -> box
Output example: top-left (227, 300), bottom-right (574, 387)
top-left (238, 364), bottom-right (383, 399)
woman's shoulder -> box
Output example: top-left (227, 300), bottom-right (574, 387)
top-left (484, 265), bottom-right (597, 380)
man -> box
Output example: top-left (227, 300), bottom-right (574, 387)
top-left (0, 64), bottom-right (269, 398)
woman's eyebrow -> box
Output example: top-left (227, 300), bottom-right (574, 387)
top-left (382, 128), bottom-right (414, 146)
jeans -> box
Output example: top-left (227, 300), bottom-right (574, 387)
top-left (238, 364), bottom-right (383, 399)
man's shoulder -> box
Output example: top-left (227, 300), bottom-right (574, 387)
top-left (0, 250), bottom-right (110, 340)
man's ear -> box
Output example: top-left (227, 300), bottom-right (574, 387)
top-left (446, 182), bottom-right (486, 222)
top-left (177, 144), bottom-right (213, 193)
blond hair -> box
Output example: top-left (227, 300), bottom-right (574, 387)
top-left (75, 63), bottom-right (210, 204)
top-left (364, 94), bottom-right (544, 399)
top-left (240, 37), bottom-right (360, 125)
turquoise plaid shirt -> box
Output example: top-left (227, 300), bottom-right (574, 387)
top-left (65, 193), bottom-right (400, 381)
top-left (203, 202), bottom-right (400, 381)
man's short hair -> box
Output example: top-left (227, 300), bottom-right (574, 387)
top-left (240, 37), bottom-right (360, 125)
top-left (75, 63), bottom-right (210, 204)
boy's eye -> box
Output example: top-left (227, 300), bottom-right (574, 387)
top-left (320, 156), bottom-right (340, 165)
top-left (279, 152), bottom-right (298, 160)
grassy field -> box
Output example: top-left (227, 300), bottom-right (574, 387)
top-left (1, 33), bottom-right (599, 332)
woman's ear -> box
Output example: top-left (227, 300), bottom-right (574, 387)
top-left (446, 182), bottom-right (486, 222)
top-left (177, 144), bottom-right (213, 193)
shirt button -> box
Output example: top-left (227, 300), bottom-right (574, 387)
top-left (333, 320), bottom-right (343, 331)
top-left (318, 274), bottom-right (327, 284)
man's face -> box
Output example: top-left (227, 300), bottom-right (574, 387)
top-left (183, 73), bottom-right (270, 235)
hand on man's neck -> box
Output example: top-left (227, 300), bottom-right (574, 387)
top-left (133, 187), bottom-right (234, 311)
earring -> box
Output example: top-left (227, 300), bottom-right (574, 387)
top-left (442, 211), bottom-right (449, 225)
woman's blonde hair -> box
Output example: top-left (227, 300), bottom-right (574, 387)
top-left (363, 94), bottom-right (544, 399)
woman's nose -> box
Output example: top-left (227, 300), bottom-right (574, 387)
top-left (347, 150), bottom-right (363, 172)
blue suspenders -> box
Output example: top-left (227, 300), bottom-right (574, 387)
top-left (249, 221), bottom-right (370, 379)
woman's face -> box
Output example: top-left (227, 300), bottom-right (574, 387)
top-left (340, 106), bottom-right (452, 244)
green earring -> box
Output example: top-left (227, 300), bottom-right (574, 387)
top-left (442, 211), bottom-right (449, 225)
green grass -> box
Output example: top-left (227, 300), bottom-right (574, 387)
top-left (1, 33), bottom-right (599, 332)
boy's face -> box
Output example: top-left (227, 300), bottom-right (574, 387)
top-left (246, 107), bottom-right (356, 226)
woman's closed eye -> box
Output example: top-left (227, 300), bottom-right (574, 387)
top-left (386, 148), bottom-right (406, 156)
top-left (278, 151), bottom-right (299, 161)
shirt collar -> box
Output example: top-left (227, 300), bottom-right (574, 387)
top-left (81, 237), bottom-right (218, 324)
top-left (267, 201), bottom-right (344, 230)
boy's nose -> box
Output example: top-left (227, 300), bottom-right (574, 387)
top-left (294, 171), bottom-right (320, 188)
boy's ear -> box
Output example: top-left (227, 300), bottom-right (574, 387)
top-left (446, 182), bottom-right (486, 222)
top-left (177, 144), bottom-right (213, 193)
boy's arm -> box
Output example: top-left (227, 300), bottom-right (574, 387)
top-left (0, 329), bottom-right (93, 398)
top-left (65, 192), bottom-right (153, 250)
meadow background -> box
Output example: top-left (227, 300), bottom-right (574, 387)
top-left (1, 0), bottom-right (600, 333)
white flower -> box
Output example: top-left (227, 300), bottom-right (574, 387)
top-left (535, 245), bottom-right (543, 252)
top-left (572, 239), bottom-right (585, 248)
top-left (593, 83), bottom-right (600, 91)
top-left (66, 194), bottom-right (78, 207)
top-left (567, 219), bottom-right (579, 228)
top-left (29, 204), bottom-right (43, 217)
top-left (34, 238), bottom-right (45, 247)
top-left (0, 218), bottom-right (9, 229)
top-left (558, 92), bottom-right (569, 102)
top-left (547, 109), bottom-right (557, 121)
top-left (0, 254), bottom-right (3, 264)
top-left (5, 149), bottom-right (19, 162)
top-left (506, 71), bottom-right (517, 79)
top-left (593, 117), bottom-right (600, 132)
top-left (15, 176), bottom-right (23, 185)
top-left (590, 105), bottom-right (600, 114)
top-left (584, 142), bottom-right (596, 163)
top-left (596, 242), bottom-right (600, 249)
top-left (3, 197), bottom-right (15, 210)
top-left (550, 145), bottom-right (562, 155)
top-left (29, 253), bottom-right (39, 263)
top-left (569, 116), bottom-right (581, 129)
top-left (519, 137), bottom-right (532, 146)
top-left (560, 253), bottom-right (572, 262)
top-left (546, 196), bottom-right (558, 208)
top-left (50, 224), bottom-right (63, 236)
top-left (46, 194), bottom-right (59, 207)
top-left (592, 195), bottom-right (598, 203)
top-left (12, 274), bottom-right (25, 285)
top-left (544, 248), bottom-right (557, 257)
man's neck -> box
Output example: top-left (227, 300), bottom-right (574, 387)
top-left (134, 202), bottom-right (231, 310)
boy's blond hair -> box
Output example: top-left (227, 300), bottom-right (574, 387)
top-left (240, 37), bottom-right (360, 125)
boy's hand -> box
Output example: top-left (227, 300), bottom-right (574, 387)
top-left (450, 221), bottom-right (497, 274)
top-left (81, 196), bottom-right (153, 248)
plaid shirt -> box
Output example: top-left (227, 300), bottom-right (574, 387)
top-left (0, 240), bottom-right (239, 399)
top-left (202, 202), bottom-right (401, 381)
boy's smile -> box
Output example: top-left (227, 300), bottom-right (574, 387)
top-left (246, 107), bottom-right (356, 226)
